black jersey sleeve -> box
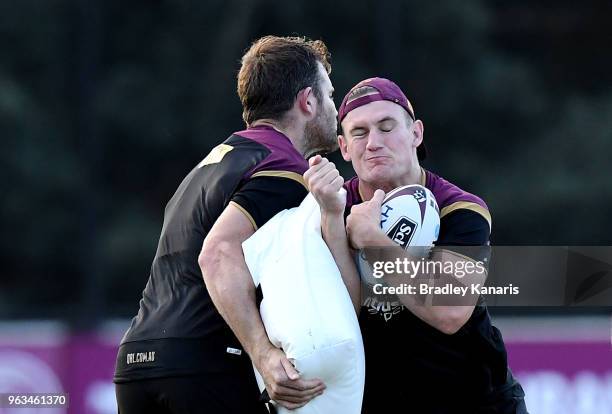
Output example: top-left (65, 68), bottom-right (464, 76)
top-left (230, 176), bottom-right (308, 230)
top-left (435, 209), bottom-right (491, 265)
top-left (437, 209), bottom-right (490, 246)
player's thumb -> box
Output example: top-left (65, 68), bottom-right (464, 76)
top-left (308, 154), bottom-right (322, 167)
top-left (281, 357), bottom-right (300, 380)
top-left (371, 189), bottom-right (385, 207)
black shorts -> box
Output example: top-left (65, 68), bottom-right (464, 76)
top-left (115, 373), bottom-right (269, 414)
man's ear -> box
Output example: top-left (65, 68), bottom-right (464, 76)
top-left (296, 86), bottom-right (316, 119)
top-left (412, 119), bottom-right (424, 148)
top-left (338, 134), bottom-right (351, 161)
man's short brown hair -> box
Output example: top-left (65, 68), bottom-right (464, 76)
top-left (237, 36), bottom-right (331, 126)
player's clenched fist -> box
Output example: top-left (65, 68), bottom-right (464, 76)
top-left (258, 346), bottom-right (325, 410)
top-left (346, 189), bottom-right (386, 250)
top-left (304, 155), bottom-right (346, 215)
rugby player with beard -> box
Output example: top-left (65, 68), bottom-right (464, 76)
top-left (114, 36), bottom-right (338, 413)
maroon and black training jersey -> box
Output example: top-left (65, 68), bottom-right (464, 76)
top-left (114, 125), bottom-right (308, 382)
top-left (344, 170), bottom-right (526, 413)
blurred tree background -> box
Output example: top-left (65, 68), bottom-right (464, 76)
top-left (1, 0), bottom-right (610, 323)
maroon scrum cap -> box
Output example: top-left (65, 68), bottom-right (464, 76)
top-left (337, 77), bottom-right (426, 160)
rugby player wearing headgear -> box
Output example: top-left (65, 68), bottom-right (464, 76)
top-left (305, 77), bottom-right (527, 413)
top-left (114, 35), bottom-right (338, 413)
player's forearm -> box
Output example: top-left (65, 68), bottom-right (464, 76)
top-left (321, 211), bottom-right (361, 313)
top-left (365, 244), bottom-right (474, 334)
top-left (200, 240), bottom-right (274, 366)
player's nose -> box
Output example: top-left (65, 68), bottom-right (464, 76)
top-left (366, 130), bottom-right (383, 151)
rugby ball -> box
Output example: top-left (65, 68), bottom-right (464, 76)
top-left (358, 185), bottom-right (440, 285)
top-left (379, 185), bottom-right (440, 248)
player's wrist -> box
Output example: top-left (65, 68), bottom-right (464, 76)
top-left (317, 195), bottom-right (346, 215)
top-left (321, 214), bottom-right (349, 246)
top-left (252, 340), bottom-right (275, 370)
top-left (320, 209), bottom-right (345, 223)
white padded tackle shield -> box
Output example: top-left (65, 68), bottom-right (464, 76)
top-left (242, 193), bottom-right (365, 414)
